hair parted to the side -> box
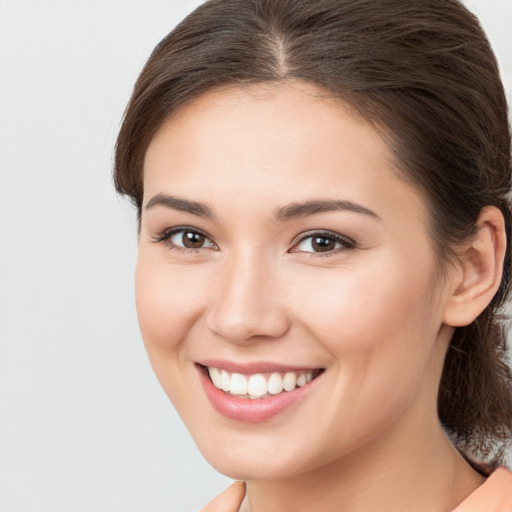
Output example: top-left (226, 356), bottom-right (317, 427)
top-left (114, 0), bottom-right (512, 463)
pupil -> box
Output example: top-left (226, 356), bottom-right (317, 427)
top-left (183, 232), bottom-right (205, 248)
top-left (312, 236), bottom-right (334, 252)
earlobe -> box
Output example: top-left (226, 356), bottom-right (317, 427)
top-left (443, 206), bottom-right (506, 327)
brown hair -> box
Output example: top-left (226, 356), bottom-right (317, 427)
top-left (114, 0), bottom-right (512, 463)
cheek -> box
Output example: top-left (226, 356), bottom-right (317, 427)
top-left (294, 262), bottom-right (436, 344)
top-left (291, 256), bottom-right (441, 404)
top-left (134, 253), bottom-right (212, 414)
top-left (289, 264), bottom-right (442, 450)
top-left (134, 253), bottom-right (203, 356)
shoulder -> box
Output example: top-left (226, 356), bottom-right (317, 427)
top-left (453, 467), bottom-right (512, 512)
top-left (200, 481), bottom-right (246, 512)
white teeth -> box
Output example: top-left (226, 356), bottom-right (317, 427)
top-left (230, 373), bottom-right (248, 395)
top-left (207, 367), bottom-right (320, 398)
top-left (267, 372), bottom-right (284, 395)
top-left (208, 367), bottom-right (222, 388)
top-left (221, 369), bottom-right (231, 392)
top-left (248, 374), bottom-right (267, 397)
top-left (283, 372), bottom-right (297, 391)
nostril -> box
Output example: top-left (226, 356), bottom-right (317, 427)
top-left (205, 307), bottom-right (291, 344)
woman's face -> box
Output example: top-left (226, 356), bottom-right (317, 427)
top-left (137, 83), bottom-right (456, 480)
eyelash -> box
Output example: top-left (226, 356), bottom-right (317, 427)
top-left (151, 227), bottom-right (356, 256)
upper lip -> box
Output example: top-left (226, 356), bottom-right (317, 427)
top-left (197, 359), bottom-right (322, 374)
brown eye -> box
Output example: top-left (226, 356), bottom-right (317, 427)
top-left (311, 236), bottom-right (336, 252)
top-left (291, 231), bottom-right (355, 254)
top-left (182, 231), bottom-right (206, 248)
top-left (163, 228), bottom-right (216, 250)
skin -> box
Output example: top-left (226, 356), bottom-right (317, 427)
top-left (136, 82), bottom-right (505, 511)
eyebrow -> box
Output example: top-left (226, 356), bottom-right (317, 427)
top-left (275, 199), bottom-right (380, 222)
top-left (145, 193), bottom-right (216, 219)
top-left (144, 194), bottom-right (380, 222)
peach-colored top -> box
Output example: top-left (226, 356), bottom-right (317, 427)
top-left (453, 468), bottom-right (512, 512)
top-left (200, 468), bottom-right (512, 512)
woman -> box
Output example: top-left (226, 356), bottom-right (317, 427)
top-left (114, 0), bottom-right (512, 510)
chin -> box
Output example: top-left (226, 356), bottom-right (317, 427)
top-left (203, 449), bottom-right (308, 481)
top-left (188, 423), bottom-right (340, 482)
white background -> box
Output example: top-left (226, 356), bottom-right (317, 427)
top-left (0, 1), bottom-right (510, 511)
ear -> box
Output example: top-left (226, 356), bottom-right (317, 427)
top-left (442, 206), bottom-right (507, 327)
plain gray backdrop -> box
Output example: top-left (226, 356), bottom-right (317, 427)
top-left (0, 1), bottom-right (511, 511)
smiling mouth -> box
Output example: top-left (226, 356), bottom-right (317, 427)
top-left (199, 364), bottom-right (325, 399)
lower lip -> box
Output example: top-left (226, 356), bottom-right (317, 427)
top-left (197, 365), bottom-right (322, 423)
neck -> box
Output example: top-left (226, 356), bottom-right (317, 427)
top-left (241, 405), bottom-right (485, 512)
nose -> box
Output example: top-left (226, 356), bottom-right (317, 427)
top-left (204, 250), bottom-right (291, 344)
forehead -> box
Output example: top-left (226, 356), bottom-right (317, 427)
top-left (142, 82), bottom-right (428, 226)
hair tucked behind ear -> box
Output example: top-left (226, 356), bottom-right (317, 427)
top-left (114, 0), bottom-right (512, 463)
